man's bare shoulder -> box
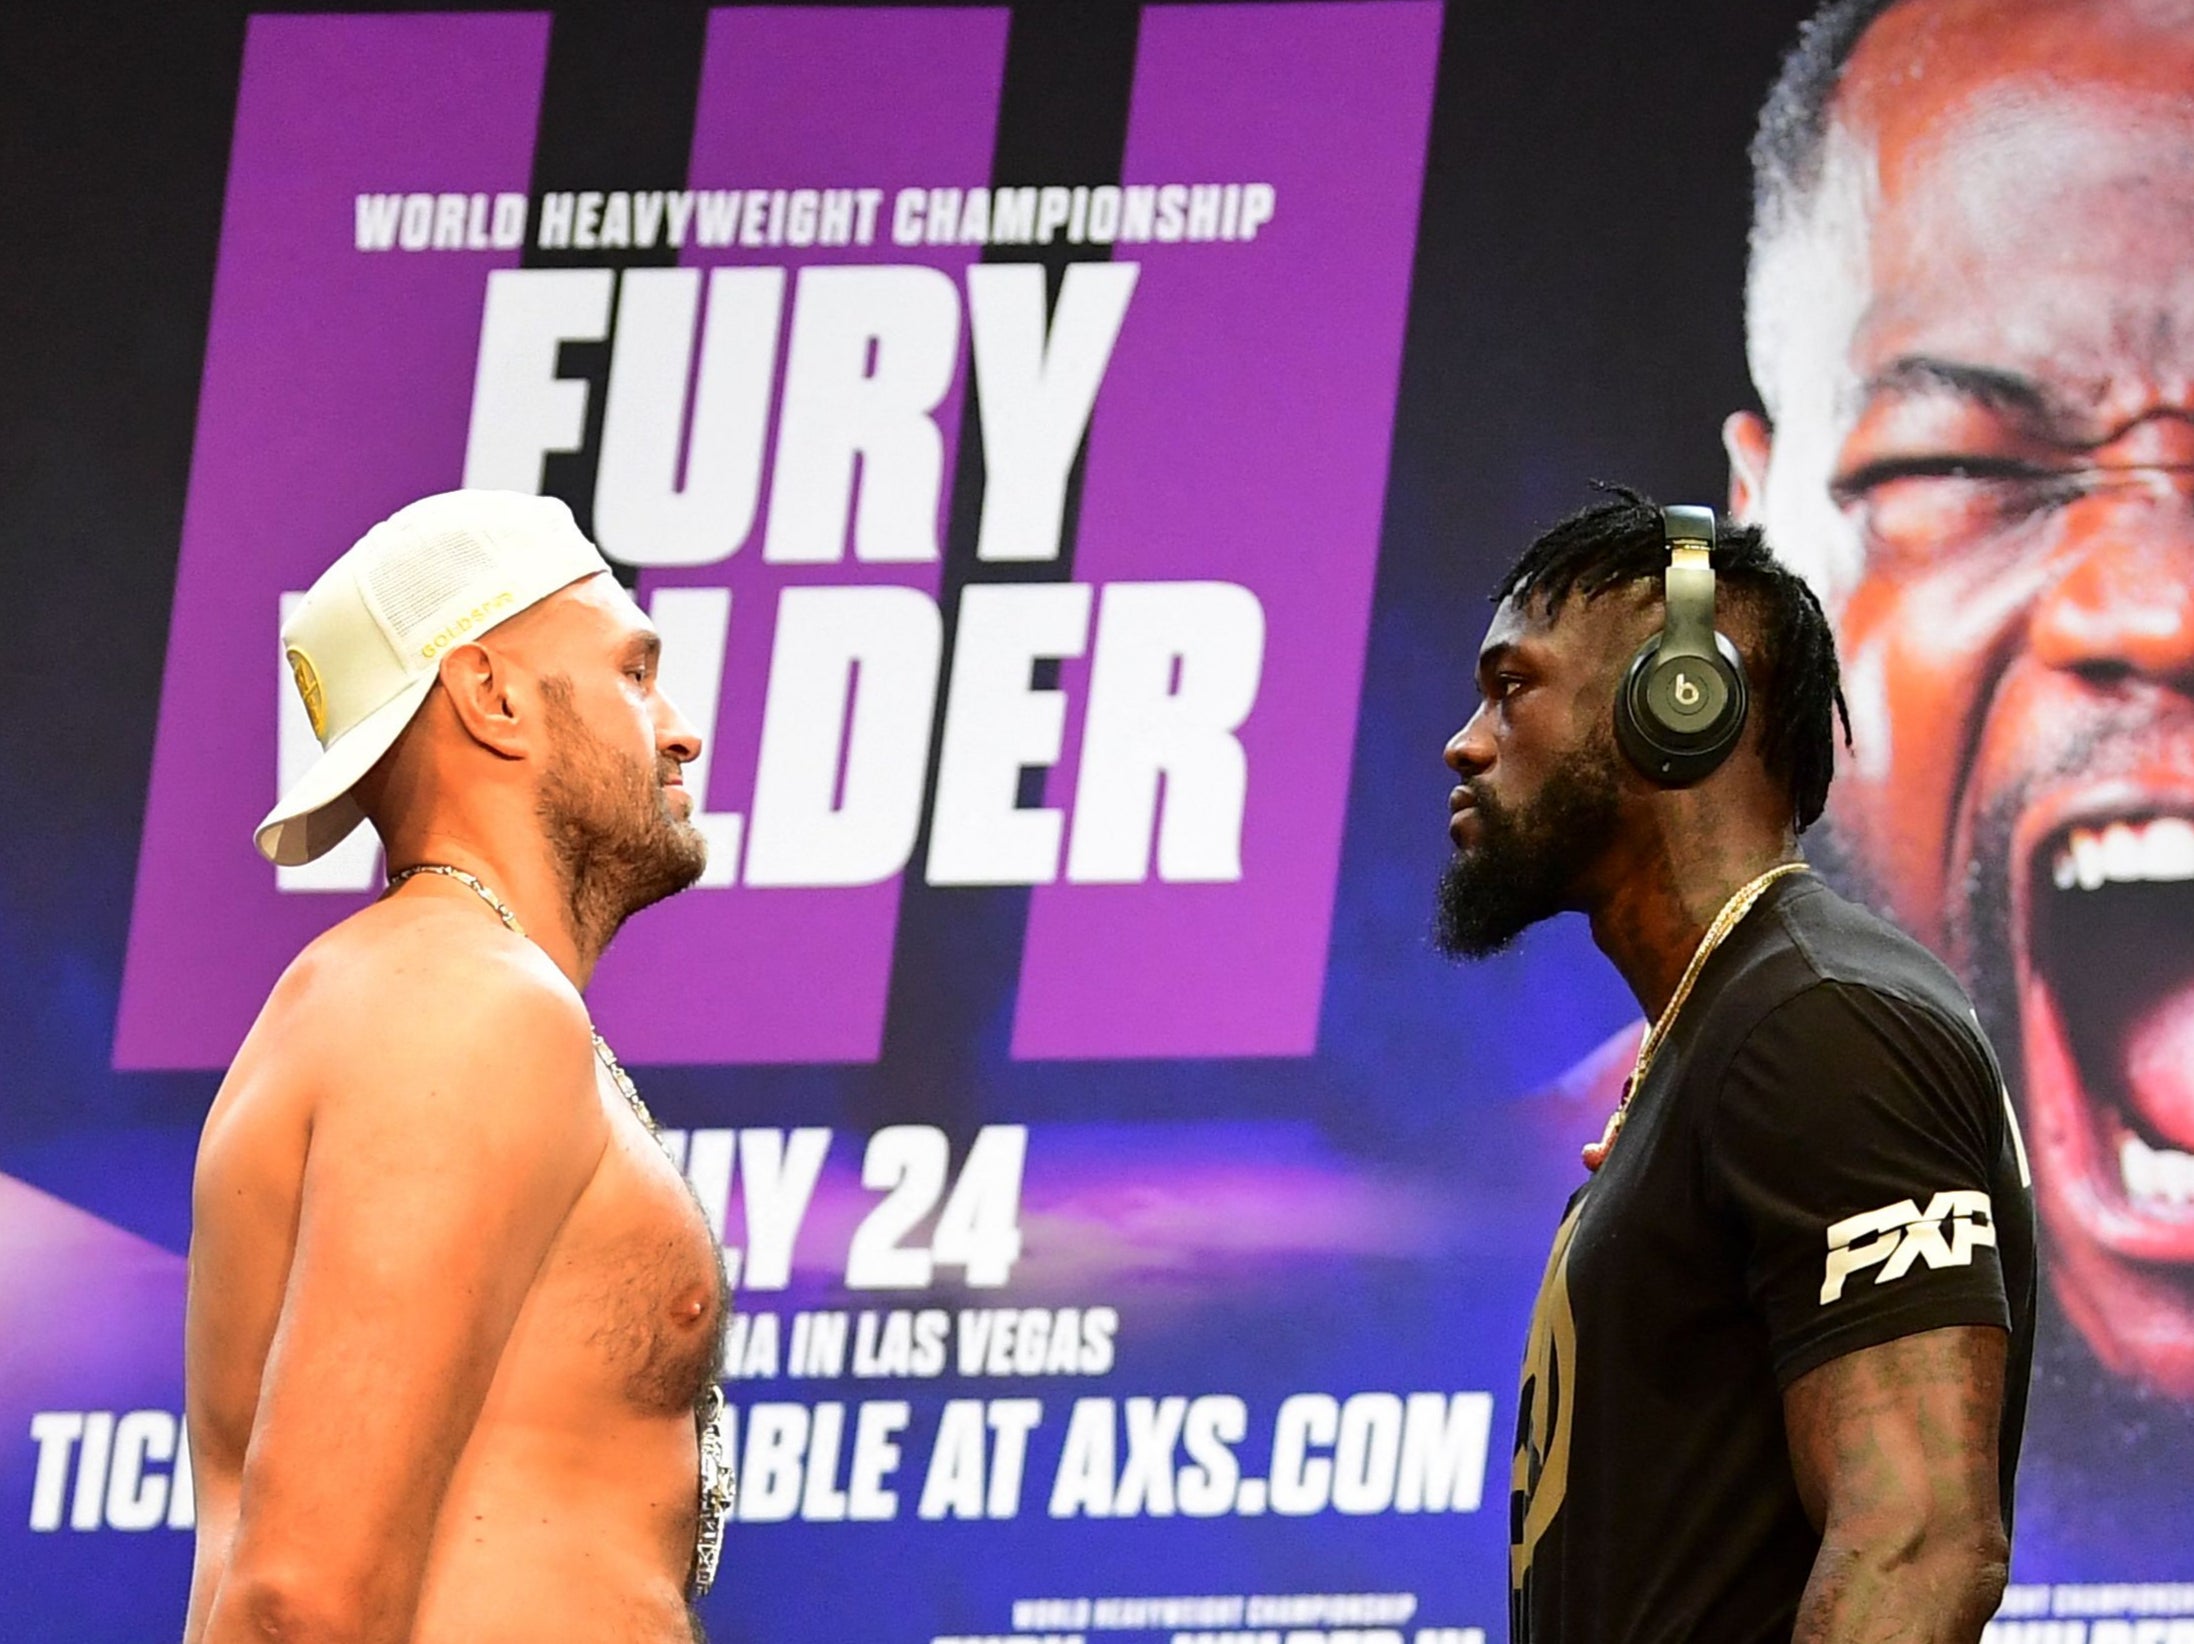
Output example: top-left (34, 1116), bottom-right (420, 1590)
top-left (238, 896), bottom-right (600, 1135)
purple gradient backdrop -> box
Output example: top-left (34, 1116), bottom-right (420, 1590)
top-left (114, 13), bottom-right (551, 1069)
top-left (1013, 2), bottom-right (1441, 1058)
top-left (594, 6), bottom-right (1010, 1061)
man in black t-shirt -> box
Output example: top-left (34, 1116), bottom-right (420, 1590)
top-left (1437, 489), bottom-right (2036, 1644)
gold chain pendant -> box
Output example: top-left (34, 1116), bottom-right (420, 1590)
top-left (1583, 862), bottom-right (1810, 1172)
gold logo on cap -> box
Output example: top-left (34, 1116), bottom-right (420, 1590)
top-left (287, 647), bottom-right (328, 741)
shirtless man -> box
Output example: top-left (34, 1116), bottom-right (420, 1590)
top-left (182, 490), bottom-right (729, 1644)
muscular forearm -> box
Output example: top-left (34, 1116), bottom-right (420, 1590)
top-left (1793, 1530), bottom-right (2009, 1644)
top-left (1782, 1326), bottom-right (2012, 1644)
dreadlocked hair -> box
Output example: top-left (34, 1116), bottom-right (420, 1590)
top-left (1494, 484), bottom-right (1853, 832)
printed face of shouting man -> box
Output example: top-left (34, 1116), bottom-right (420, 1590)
top-left (1727, 0), bottom-right (2194, 1396)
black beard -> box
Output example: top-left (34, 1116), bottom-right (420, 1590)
top-left (1435, 740), bottom-right (1623, 960)
top-left (536, 682), bottom-right (708, 959)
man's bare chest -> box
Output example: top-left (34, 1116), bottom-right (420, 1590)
top-left (513, 1093), bottom-right (728, 1417)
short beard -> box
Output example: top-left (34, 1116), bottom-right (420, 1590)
top-left (536, 676), bottom-right (708, 959)
top-left (1434, 737), bottom-right (1624, 960)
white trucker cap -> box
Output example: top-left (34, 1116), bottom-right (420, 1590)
top-left (255, 490), bottom-right (614, 866)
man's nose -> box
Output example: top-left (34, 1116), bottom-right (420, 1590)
top-left (2030, 483), bottom-right (2194, 690)
top-left (1446, 709), bottom-right (1492, 777)
top-left (657, 693), bottom-right (705, 765)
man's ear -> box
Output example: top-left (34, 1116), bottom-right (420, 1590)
top-left (436, 642), bottom-right (529, 759)
top-left (1723, 409), bottom-right (1773, 528)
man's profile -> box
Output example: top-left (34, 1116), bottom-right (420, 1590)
top-left (1725, 0), bottom-right (2194, 1427)
top-left (1443, 490), bottom-right (2035, 1642)
top-left (181, 490), bottom-right (730, 1644)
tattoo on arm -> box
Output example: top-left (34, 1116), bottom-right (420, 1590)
top-left (1784, 1325), bottom-right (2010, 1644)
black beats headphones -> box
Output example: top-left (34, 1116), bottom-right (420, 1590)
top-left (1612, 504), bottom-right (1749, 785)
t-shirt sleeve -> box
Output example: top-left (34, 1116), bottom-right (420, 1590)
top-left (1707, 980), bottom-right (2011, 1387)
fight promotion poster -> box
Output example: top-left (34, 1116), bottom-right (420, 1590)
top-left (5, 1), bottom-right (2194, 1640)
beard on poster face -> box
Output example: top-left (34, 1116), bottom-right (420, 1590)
top-left (1435, 740), bottom-right (1624, 961)
top-left (535, 680), bottom-right (709, 941)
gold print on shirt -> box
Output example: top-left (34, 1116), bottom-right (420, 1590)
top-left (1511, 1201), bottom-right (1582, 1594)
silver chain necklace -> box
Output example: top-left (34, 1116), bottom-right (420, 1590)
top-left (384, 860), bottom-right (733, 1592)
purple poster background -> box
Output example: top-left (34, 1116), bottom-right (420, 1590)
top-left (32, 4), bottom-right (2177, 1643)
top-left (591, 6), bottom-right (1009, 1062)
top-left (1013, 2), bottom-right (1440, 1059)
top-left (108, 4), bottom-right (1437, 1073)
top-left (114, 13), bottom-right (550, 1069)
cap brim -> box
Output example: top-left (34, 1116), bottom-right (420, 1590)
top-left (254, 675), bottom-right (436, 866)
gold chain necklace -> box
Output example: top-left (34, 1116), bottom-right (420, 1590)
top-left (383, 860), bottom-right (732, 1591)
top-left (1582, 861), bottom-right (1811, 1172)
top-left (384, 862), bottom-right (658, 1133)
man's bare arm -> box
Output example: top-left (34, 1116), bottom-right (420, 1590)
top-left (1784, 1325), bottom-right (2010, 1644)
top-left (201, 947), bottom-right (608, 1644)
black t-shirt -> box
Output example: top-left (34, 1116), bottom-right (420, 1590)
top-left (1509, 873), bottom-right (2037, 1644)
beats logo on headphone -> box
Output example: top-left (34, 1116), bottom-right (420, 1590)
top-left (1613, 504), bottom-right (1748, 785)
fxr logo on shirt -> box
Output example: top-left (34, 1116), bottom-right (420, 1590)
top-left (1819, 1190), bottom-right (1996, 1305)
